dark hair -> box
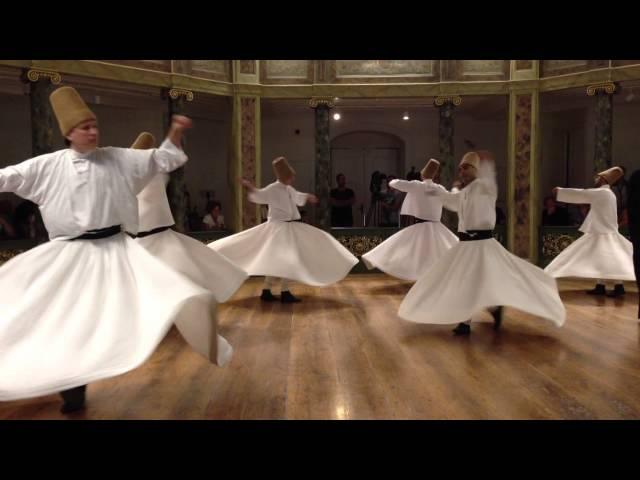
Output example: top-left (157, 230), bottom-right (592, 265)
top-left (336, 173), bottom-right (345, 182)
top-left (544, 195), bottom-right (555, 203)
top-left (207, 201), bottom-right (222, 212)
top-left (64, 138), bottom-right (71, 147)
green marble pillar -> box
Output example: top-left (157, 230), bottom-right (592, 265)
top-left (435, 96), bottom-right (460, 231)
top-left (593, 90), bottom-right (614, 173)
top-left (436, 100), bottom-right (456, 187)
top-left (22, 69), bottom-right (56, 156)
top-left (310, 98), bottom-right (333, 230)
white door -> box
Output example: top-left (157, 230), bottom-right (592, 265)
top-left (330, 147), bottom-right (401, 227)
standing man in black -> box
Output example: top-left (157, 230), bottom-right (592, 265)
top-left (330, 173), bottom-right (356, 227)
top-left (627, 170), bottom-right (640, 318)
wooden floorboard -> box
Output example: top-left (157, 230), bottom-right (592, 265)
top-left (1, 275), bottom-right (638, 420)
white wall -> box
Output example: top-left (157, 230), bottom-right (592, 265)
top-left (261, 107), bottom-right (316, 193)
top-left (0, 92), bottom-right (36, 208)
top-left (261, 104), bottom-right (508, 203)
top-left (613, 101), bottom-right (640, 174)
top-left (540, 107), bottom-right (589, 198)
top-left (0, 89), bottom-right (232, 222)
top-left (181, 115), bottom-right (230, 215)
top-left (540, 95), bottom-right (640, 201)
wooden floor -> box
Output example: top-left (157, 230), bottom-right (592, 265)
top-left (1, 275), bottom-right (639, 420)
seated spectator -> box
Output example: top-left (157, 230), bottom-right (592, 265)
top-left (202, 201), bottom-right (225, 230)
top-left (542, 195), bottom-right (570, 226)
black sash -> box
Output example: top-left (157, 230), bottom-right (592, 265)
top-left (459, 230), bottom-right (494, 241)
top-left (71, 225), bottom-right (122, 241)
top-left (130, 224), bottom-right (174, 239)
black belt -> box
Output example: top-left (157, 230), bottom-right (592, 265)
top-left (130, 224), bottom-right (174, 238)
top-left (285, 219), bottom-right (302, 223)
top-left (414, 219), bottom-right (433, 223)
top-left (459, 230), bottom-right (494, 241)
top-left (71, 225), bottom-right (122, 241)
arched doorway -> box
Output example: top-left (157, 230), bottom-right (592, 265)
top-left (330, 131), bottom-right (405, 227)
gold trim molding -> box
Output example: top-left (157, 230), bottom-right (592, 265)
top-left (26, 69), bottom-right (61, 84)
top-left (309, 97), bottom-right (335, 108)
top-left (169, 88), bottom-right (194, 101)
top-left (434, 95), bottom-right (462, 106)
top-left (586, 82), bottom-right (616, 96)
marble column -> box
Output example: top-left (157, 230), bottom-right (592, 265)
top-left (164, 88), bottom-right (193, 233)
top-left (22, 69), bottom-right (60, 156)
top-left (587, 82), bottom-right (616, 173)
top-left (435, 96), bottom-right (461, 231)
top-left (507, 89), bottom-right (539, 261)
top-left (310, 97), bottom-right (334, 230)
top-left (229, 94), bottom-right (260, 232)
top-left (434, 96), bottom-right (461, 188)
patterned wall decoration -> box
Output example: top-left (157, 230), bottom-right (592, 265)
top-left (260, 60), bottom-right (313, 84)
top-left (540, 60), bottom-right (608, 77)
top-left (541, 231), bottom-right (582, 263)
top-left (456, 60), bottom-right (509, 81)
top-left (515, 60), bottom-right (533, 70)
top-left (336, 235), bottom-right (385, 257)
top-left (514, 94), bottom-right (533, 258)
top-left (189, 60), bottom-right (232, 82)
top-left (611, 60), bottom-right (640, 67)
top-left (314, 60), bottom-right (331, 83)
top-left (330, 60), bottom-right (439, 83)
top-left (0, 249), bottom-right (26, 265)
top-left (337, 60), bottom-right (435, 76)
top-left (240, 60), bottom-right (256, 75)
top-left (240, 97), bottom-right (258, 228)
top-left (593, 91), bottom-right (613, 173)
top-left (100, 60), bottom-right (171, 72)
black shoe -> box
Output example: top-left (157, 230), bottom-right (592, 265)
top-left (452, 323), bottom-right (471, 336)
top-left (491, 306), bottom-right (504, 331)
top-left (586, 284), bottom-right (606, 295)
top-left (59, 385), bottom-right (86, 414)
top-left (606, 284), bottom-right (625, 298)
top-left (260, 289), bottom-right (279, 302)
top-left (280, 291), bottom-right (301, 303)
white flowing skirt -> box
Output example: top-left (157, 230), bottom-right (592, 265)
top-left (135, 229), bottom-right (248, 364)
top-left (209, 221), bottom-right (358, 286)
top-left (398, 238), bottom-right (566, 327)
top-left (544, 232), bottom-right (635, 281)
top-left (0, 233), bottom-right (216, 401)
top-left (361, 222), bottom-right (459, 281)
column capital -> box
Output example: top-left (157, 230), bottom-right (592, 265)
top-left (167, 88), bottom-right (194, 101)
top-left (22, 68), bottom-right (62, 85)
top-left (309, 97), bottom-right (335, 109)
top-left (586, 82), bottom-right (616, 96)
top-left (434, 95), bottom-right (462, 106)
